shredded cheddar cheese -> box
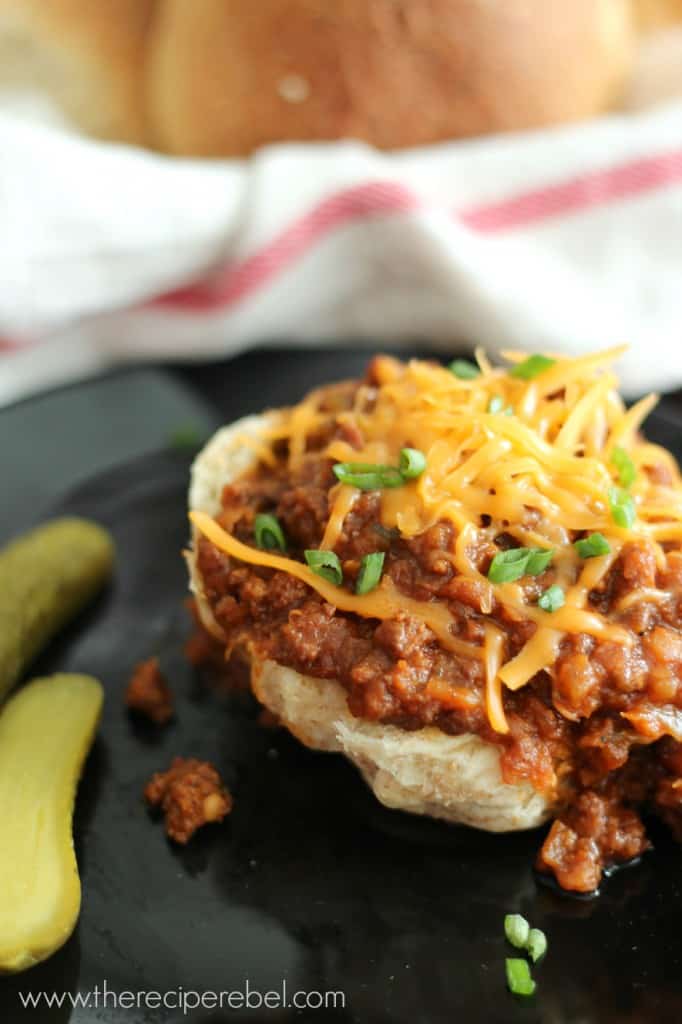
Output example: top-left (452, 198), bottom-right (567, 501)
top-left (484, 625), bottom-right (508, 734)
top-left (191, 348), bottom-right (682, 734)
top-left (320, 485), bottom-right (359, 551)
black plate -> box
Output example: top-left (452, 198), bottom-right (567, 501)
top-left (1, 352), bottom-right (682, 1024)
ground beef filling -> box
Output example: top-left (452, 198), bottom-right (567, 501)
top-left (145, 757), bottom-right (233, 844)
top-left (126, 657), bottom-right (174, 724)
top-left (195, 438), bottom-right (682, 893)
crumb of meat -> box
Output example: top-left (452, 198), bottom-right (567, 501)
top-left (126, 657), bottom-right (174, 724)
top-left (536, 791), bottom-right (648, 893)
top-left (144, 757), bottom-right (233, 844)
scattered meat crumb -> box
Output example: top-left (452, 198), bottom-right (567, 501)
top-left (126, 657), bottom-right (173, 724)
top-left (144, 757), bottom-right (233, 844)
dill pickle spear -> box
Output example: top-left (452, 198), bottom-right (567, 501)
top-left (0, 518), bottom-right (114, 702)
top-left (0, 673), bottom-right (103, 972)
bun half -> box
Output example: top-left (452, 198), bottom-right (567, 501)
top-left (187, 414), bottom-right (553, 833)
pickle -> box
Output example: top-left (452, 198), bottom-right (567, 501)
top-left (0, 518), bottom-right (114, 702)
top-left (0, 673), bottom-right (103, 973)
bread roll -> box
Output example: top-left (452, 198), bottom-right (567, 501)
top-left (187, 415), bottom-right (553, 833)
top-left (0, 0), bottom-right (155, 143)
top-left (0, 0), bottom-right (636, 155)
top-left (148, 0), bottom-right (635, 157)
top-left (626, 22), bottom-right (682, 108)
top-left (634, 0), bottom-right (682, 30)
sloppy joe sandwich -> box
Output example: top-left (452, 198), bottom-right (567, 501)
top-left (188, 348), bottom-right (682, 893)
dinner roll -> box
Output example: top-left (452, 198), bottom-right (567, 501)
top-left (0, 0), bottom-right (155, 143)
top-left (148, 0), bottom-right (634, 157)
top-left (0, 0), bottom-right (636, 155)
top-left (634, 0), bottom-right (682, 30)
top-left (187, 414), bottom-right (554, 833)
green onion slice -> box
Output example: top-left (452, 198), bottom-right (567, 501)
top-left (333, 462), bottom-right (404, 491)
top-left (356, 551), bottom-right (385, 595)
top-left (609, 486), bottom-right (636, 529)
top-left (525, 548), bottom-right (554, 575)
top-left (254, 514), bottom-right (287, 552)
top-left (527, 928), bottom-right (547, 963)
top-left (506, 958), bottom-right (536, 998)
top-left (488, 547), bottom-right (554, 584)
top-left (509, 354), bottom-right (556, 380)
top-left (448, 358), bottom-right (480, 380)
top-left (504, 914), bottom-right (530, 950)
top-left (304, 549), bottom-right (343, 585)
top-left (169, 424), bottom-right (206, 451)
top-left (574, 532), bottom-right (611, 558)
top-left (399, 448), bottom-right (427, 480)
top-left (538, 584), bottom-right (565, 613)
top-left (611, 446), bottom-right (637, 488)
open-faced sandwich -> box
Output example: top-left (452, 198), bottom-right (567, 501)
top-left (187, 348), bottom-right (682, 893)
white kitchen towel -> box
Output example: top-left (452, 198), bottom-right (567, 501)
top-left (1, 100), bottom-right (682, 406)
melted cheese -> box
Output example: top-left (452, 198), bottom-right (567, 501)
top-left (320, 485), bottom-right (358, 550)
top-left (484, 625), bottom-right (508, 734)
top-left (499, 628), bottom-right (562, 691)
top-left (192, 347), bottom-right (682, 732)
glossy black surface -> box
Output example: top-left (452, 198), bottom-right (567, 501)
top-left (1, 352), bottom-right (682, 1023)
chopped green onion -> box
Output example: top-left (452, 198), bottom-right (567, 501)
top-left (506, 958), bottom-right (536, 998)
top-left (488, 547), bottom-right (554, 584)
top-left (333, 462), bottom-right (404, 491)
top-left (527, 928), bottom-right (547, 963)
top-left (509, 354), bottom-right (556, 380)
top-left (449, 359), bottom-right (480, 380)
top-left (611, 446), bottom-right (637, 488)
top-left (399, 448), bottom-right (427, 480)
top-left (168, 423), bottom-right (206, 451)
top-left (504, 914), bottom-right (530, 950)
top-left (254, 514), bottom-right (287, 552)
top-left (524, 548), bottom-right (554, 575)
top-left (609, 486), bottom-right (636, 529)
top-left (538, 584), bottom-right (565, 613)
top-left (574, 532), bottom-right (611, 558)
top-left (488, 549), bottom-right (531, 584)
top-left (304, 549), bottom-right (343, 586)
top-left (356, 551), bottom-right (385, 595)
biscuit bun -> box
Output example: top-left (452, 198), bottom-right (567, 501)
top-left (0, 0), bottom-right (634, 156)
top-left (187, 414), bottom-right (553, 833)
